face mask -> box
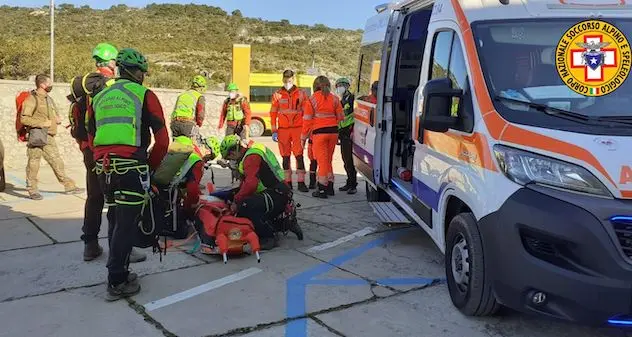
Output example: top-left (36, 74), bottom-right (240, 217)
top-left (284, 83), bottom-right (293, 91)
top-left (229, 92), bottom-right (237, 99)
top-left (336, 87), bottom-right (346, 96)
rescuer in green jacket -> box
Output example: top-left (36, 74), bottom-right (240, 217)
top-left (335, 77), bottom-right (357, 194)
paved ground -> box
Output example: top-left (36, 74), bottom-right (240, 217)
top-left (0, 138), bottom-right (628, 337)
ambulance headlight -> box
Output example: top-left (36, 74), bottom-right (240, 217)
top-left (493, 145), bottom-right (612, 197)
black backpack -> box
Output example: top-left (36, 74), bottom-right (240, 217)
top-left (66, 72), bottom-right (112, 141)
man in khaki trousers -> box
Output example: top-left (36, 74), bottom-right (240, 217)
top-left (20, 74), bottom-right (83, 200)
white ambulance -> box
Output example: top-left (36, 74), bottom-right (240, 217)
top-left (354, 0), bottom-right (632, 326)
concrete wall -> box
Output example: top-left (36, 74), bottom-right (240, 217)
top-left (0, 80), bottom-right (228, 170)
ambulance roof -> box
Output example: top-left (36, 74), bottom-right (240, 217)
top-left (464, 0), bottom-right (632, 23)
top-left (392, 0), bottom-right (632, 23)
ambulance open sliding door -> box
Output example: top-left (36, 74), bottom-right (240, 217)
top-left (352, 10), bottom-right (392, 184)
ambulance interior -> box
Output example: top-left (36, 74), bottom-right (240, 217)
top-left (389, 8), bottom-right (432, 194)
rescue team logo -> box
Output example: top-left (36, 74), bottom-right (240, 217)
top-left (556, 20), bottom-right (631, 97)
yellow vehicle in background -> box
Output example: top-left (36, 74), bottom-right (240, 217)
top-left (247, 73), bottom-right (315, 137)
top-left (231, 44), bottom-right (315, 137)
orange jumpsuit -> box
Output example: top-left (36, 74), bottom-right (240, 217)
top-left (270, 86), bottom-right (308, 185)
top-left (301, 91), bottom-right (344, 188)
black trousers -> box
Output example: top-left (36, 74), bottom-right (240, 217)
top-left (236, 186), bottom-right (289, 239)
top-left (171, 120), bottom-right (196, 138)
top-left (98, 164), bottom-right (146, 286)
top-left (339, 127), bottom-right (357, 187)
top-left (81, 148), bottom-right (105, 243)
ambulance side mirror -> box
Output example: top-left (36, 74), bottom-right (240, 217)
top-left (421, 78), bottom-right (462, 133)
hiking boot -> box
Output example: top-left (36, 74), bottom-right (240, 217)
top-left (129, 248), bottom-right (147, 263)
top-left (339, 184), bottom-right (351, 192)
top-left (347, 186), bottom-right (357, 195)
top-left (127, 272), bottom-right (138, 284)
top-left (83, 241), bottom-right (103, 261)
top-left (308, 173), bottom-right (317, 189)
top-left (29, 192), bottom-right (43, 200)
top-left (260, 237), bottom-right (279, 251)
top-left (65, 187), bottom-right (85, 195)
top-left (326, 184), bottom-right (335, 196)
top-left (105, 281), bottom-right (141, 302)
top-left (297, 182), bottom-right (309, 192)
top-left (312, 184), bottom-right (328, 199)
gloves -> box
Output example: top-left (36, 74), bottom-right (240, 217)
top-left (272, 132), bottom-right (278, 142)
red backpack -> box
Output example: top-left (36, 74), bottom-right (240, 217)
top-left (15, 90), bottom-right (36, 142)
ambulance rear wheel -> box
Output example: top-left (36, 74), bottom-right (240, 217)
top-left (445, 212), bottom-right (500, 316)
top-left (249, 119), bottom-right (265, 138)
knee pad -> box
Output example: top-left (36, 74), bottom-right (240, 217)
top-left (282, 156), bottom-right (291, 170)
top-left (295, 156), bottom-right (305, 170)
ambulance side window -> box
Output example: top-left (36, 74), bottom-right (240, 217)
top-left (423, 29), bottom-right (474, 135)
top-left (447, 35), bottom-right (474, 133)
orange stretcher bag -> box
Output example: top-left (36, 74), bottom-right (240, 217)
top-left (196, 199), bottom-right (261, 264)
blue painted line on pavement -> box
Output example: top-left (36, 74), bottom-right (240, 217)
top-left (308, 279), bottom-right (369, 286)
top-left (0, 174), bottom-right (58, 204)
top-left (286, 230), bottom-right (404, 337)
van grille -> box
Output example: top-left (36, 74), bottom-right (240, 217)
top-left (610, 217), bottom-right (632, 259)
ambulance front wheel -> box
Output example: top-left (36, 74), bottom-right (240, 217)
top-left (445, 212), bottom-right (500, 316)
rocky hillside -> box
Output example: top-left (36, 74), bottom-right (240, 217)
top-left (0, 4), bottom-right (363, 89)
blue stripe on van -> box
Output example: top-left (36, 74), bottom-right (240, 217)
top-left (412, 177), bottom-right (447, 211)
top-left (353, 144), bottom-right (373, 166)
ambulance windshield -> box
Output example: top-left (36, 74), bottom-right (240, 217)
top-left (473, 19), bottom-right (632, 133)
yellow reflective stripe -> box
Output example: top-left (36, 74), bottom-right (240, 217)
top-left (113, 190), bottom-right (147, 205)
top-left (279, 109), bottom-right (300, 114)
top-left (115, 200), bottom-right (145, 206)
top-left (115, 191), bottom-right (146, 198)
top-left (81, 73), bottom-right (91, 95)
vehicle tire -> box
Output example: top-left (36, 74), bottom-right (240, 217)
top-left (0, 139), bottom-right (4, 192)
top-left (249, 119), bottom-right (265, 138)
top-left (366, 181), bottom-right (389, 202)
top-left (445, 212), bottom-right (500, 316)
top-left (0, 167), bottom-right (5, 193)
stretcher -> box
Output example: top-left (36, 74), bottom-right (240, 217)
top-left (195, 194), bottom-right (261, 264)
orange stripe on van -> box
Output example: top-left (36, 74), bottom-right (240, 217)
top-left (354, 100), bottom-right (374, 125)
top-left (424, 131), bottom-right (498, 171)
top-left (621, 191), bottom-right (632, 198)
top-left (449, 0), bottom-right (616, 186)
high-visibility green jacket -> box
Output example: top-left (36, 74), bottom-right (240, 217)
top-left (92, 79), bottom-right (147, 147)
top-left (238, 143), bottom-right (285, 193)
top-left (172, 89), bottom-right (203, 120)
top-left (338, 91), bottom-right (355, 129)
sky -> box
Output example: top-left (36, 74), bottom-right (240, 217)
top-left (2, 0), bottom-right (384, 30)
